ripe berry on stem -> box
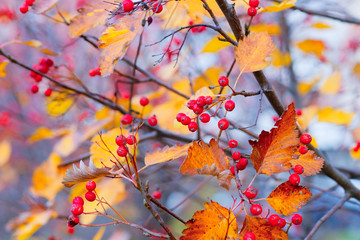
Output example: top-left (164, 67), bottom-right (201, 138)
top-left (218, 76), bottom-right (229, 87)
top-left (140, 96), bottom-right (149, 106)
top-left (199, 113), bottom-right (210, 123)
top-left (86, 181), bottom-right (96, 191)
top-left (152, 190), bottom-right (162, 199)
top-left (188, 121), bottom-right (198, 132)
top-left (293, 165), bottom-right (304, 174)
top-left (148, 116), bottom-right (158, 126)
top-left (152, 3), bottom-right (163, 13)
top-left (229, 139), bottom-right (238, 148)
top-left (250, 204), bottom-right (262, 215)
top-left (71, 204), bottom-right (84, 215)
top-left (31, 85), bottom-right (39, 94)
top-left (181, 116), bottom-right (191, 125)
top-left (196, 96), bottom-right (206, 107)
top-left (278, 218), bottom-right (286, 228)
top-left (236, 158), bottom-right (248, 170)
top-left (244, 187), bottom-right (257, 199)
top-left (268, 214), bottom-right (280, 226)
top-left (116, 135), bottom-right (126, 146)
top-left (218, 118), bottom-right (229, 130)
top-left (249, 0), bottom-right (259, 7)
top-left (232, 151), bottom-right (241, 160)
top-left (68, 214), bottom-right (79, 225)
top-left (289, 173), bottom-right (300, 186)
top-left (85, 191), bottom-right (96, 202)
top-left (243, 232), bottom-right (256, 240)
top-left (121, 114), bottom-right (133, 125)
top-left (299, 146), bottom-right (308, 154)
top-left (225, 100), bottom-right (235, 111)
top-left (72, 196), bottom-right (84, 205)
top-left (19, 4), bottom-right (28, 14)
top-left (26, 0), bottom-right (35, 6)
top-left (300, 134), bottom-right (312, 144)
top-left (205, 96), bottom-right (213, 105)
top-left (176, 113), bottom-right (186, 122)
top-left (117, 145), bottom-right (128, 157)
top-left (247, 7), bottom-right (257, 16)
top-left (122, 0), bottom-right (134, 12)
top-left (68, 227), bottom-right (75, 234)
top-left (44, 88), bottom-right (52, 97)
top-left (126, 135), bottom-right (136, 145)
top-left (292, 214), bottom-right (303, 225)
top-left (192, 104), bottom-right (203, 114)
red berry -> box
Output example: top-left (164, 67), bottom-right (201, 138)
top-left (89, 69), bottom-right (97, 77)
top-left (243, 232), bottom-right (256, 240)
top-left (230, 165), bottom-right (236, 175)
top-left (152, 3), bottom-right (163, 13)
top-left (289, 174), bottom-right (300, 186)
top-left (244, 187), bottom-right (257, 199)
top-left (148, 116), bottom-right (157, 126)
top-left (117, 145), bottom-right (128, 157)
top-left (268, 214), bottom-right (280, 226)
top-left (71, 204), bottom-right (84, 215)
top-left (205, 96), bottom-right (213, 105)
top-left (31, 85), bottom-right (39, 94)
top-left (122, 0), bottom-right (134, 12)
top-left (218, 76), bottom-right (229, 87)
top-left (19, 4), bottom-right (28, 14)
top-left (25, 0), bottom-right (35, 6)
top-left (35, 75), bottom-right (42, 82)
top-left (247, 7), bottom-right (257, 16)
top-left (199, 113), bottom-right (210, 123)
top-left (188, 121), bottom-right (198, 132)
top-left (152, 190), bottom-right (162, 199)
top-left (72, 196), bottom-right (84, 205)
top-left (196, 96), bottom-right (206, 107)
top-left (39, 64), bottom-right (49, 74)
top-left (224, 100), bottom-right (235, 111)
top-left (299, 146), bottom-right (308, 154)
top-left (44, 88), bottom-right (52, 97)
top-left (121, 114), bottom-right (133, 125)
top-left (126, 135), bottom-right (136, 145)
top-left (249, 0), bottom-right (259, 8)
top-left (192, 104), bottom-right (203, 115)
top-left (68, 214), bottom-right (79, 225)
top-left (278, 218), bottom-right (286, 228)
top-left (250, 204), bottom-right (262, 215)
top-left (300, 134), bottom-right (312, 145)
top-left (46, 58), bottom-right (54, 67)
top-left (140, 96), bottom-right (149, 106)
top-left (273, 116), bottom-right (280, 122)
top-left (229, 139), bottom-right (238, 148)
top-left (176, 113), bottom-right (186, 122)
top-left (236, 158), bottom-right (248, 170)
top-left (181, 116), bottom-right (191, 125)
top-left (115, 135), bottom-right (126, 146)
top-left (86, 181), bottom-right (96, 191)
top-left (232, 151), bottom-right (241, 160)
top-left (68, 227), bottom-right (75, 234)
top-left (218, 118), bottom-right (229, 130)
top-left (85, 191), bottom-right (96, 202)
top-left (187, 100), bottom-right (196, 109)
top-left (293, 165), bottom-right (304, 174)
top-left (292, 214), bottom-right (303, 225)
top-left (296, 109), bottom-right (302, 116)
top-left (39, 58), bottom-right (47, 65)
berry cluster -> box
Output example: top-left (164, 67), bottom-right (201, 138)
top-left (30, 57), bottom-right (54, 96)
top-left (230, 151), bottom-right (248, 175)
top-left (247, 0), bottom-right (259, 17)
top-left (116, 134), bottom-right (137, 157)
top-left (19, 0), bottom-right (35, 14)
top-left (298, 133), bottom-right (312, 154)
top-left (289, 164), bottom-right (304, 186)
top-left (88, 67), bottom-right (101, 77)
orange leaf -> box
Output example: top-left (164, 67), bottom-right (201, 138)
top-left (144, 144), bottom-right (190, 167)
top-left (267, 181), bottom-right (312, 216)
top-left (290, 149), bottom-right (324, 176)
top-left (234, 32), bottom-right (275, 73)
top-left (239, 215), bottom-right (288, 240)
top-left (180, 201), bottom-right (238, 240)
top-left (180, 139), bottom-right (232, 189)
top-left (296, 39), bottom-right (326, 58)
top-left (249, 103), bottom-right (299, 175)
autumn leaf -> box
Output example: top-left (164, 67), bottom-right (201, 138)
top-left (290, 149), bottom-right (324, 176)
top-left (202, 34), bottom-right (234, 53)
top-left (0, 40), bottom-right (57, 55)
top-left (298, 77), bottom-right (319, 95)
top-left (235, 32), bottom-right (275, 73)
top-left (0, 140), bottom-right (11, 167)
top-left (353, 62), bottom-right (360, 78)
top-left (267, 181), bottom-right (312, 215)
top-left (249, 23), bottom-right (282, 35)
top-left (93, 227), bottom-right (106, 240)
top-left (249, 103), bottom-right (299, 175)
top-left (0, 61), bottom-right (9, 77)
top-left (296, 39), bottom-right (326, 58)
top-left (180, 201), bottom-right (238, 240)
top-left (260, 0), bottom-right (296, 13)
top-left (180, 139), bottom-right (232, 189)
top-left (318, 107), bottom-right (355, 125)
top-left (319, 71), bottom-right (341, 94)
top-left (46, 92), bottom-right (74, 116)
top-left (99, 12), bottom-right (144, 76)
top-left (27, 127), bottom-right (69, 143)
top-left (239, 215), bottom-right (288, 240)
top-left (311, 22), bottom-right (331, 29)
top-left (272, 48), bottom-right (291, 68)
top-left (192, 67), bottom-right (225, 94)
top-left (144, 144), bottom-right (190, 167)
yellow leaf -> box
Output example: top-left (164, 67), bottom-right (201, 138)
top-left (260, 0), bottom-right (296, 13)
top-left (30, 154), bottom-right (64, 201)
top-left (69, 1), bottom-right (115, 37)
top-left (192, 67), bottom-right (225, 94)
top-left (0, 61), bottom-right (9, 77)
top-left (319, 71), bottom-right (341, 94)
top-left (202, 34), bottom-right (233, 53)
top-left (297, 105), bottom-right (318, 129)
top-left (296, 39), bottom-right (326, 58)
top-left (267, 181), bottom-right (312, 215)
top-left (298, 77), bottom-right (319, 95)
top-left (93, 227), bottom-right (106, 240)
top-left (272, 48), bottom-right (291, 67)
top-left (0, 140), bottom-right (11, 167)
top-left (318, 107), bottom-right (355, 125)
top-left (0, 40), bottom-right (57, 55)
top-left (180, 201), bottom-right (238, 240)
top-left (311, 22), bottom-right (331, 29)
top-left (144, 144), bottom-right (190, 167)
top-left (350, 147), bottom-right (360, 160)
top-left (28, 127), bottom-right (69, 143)
top-left (46, 92), bottom-right (74, 116)
top-left (99, 12), bottom-right (144, 76)
top-left (353, 62), bottom-right (360, 78)
top-left (249, 23), bottom-right (281, 35)
top-left (235, 32), bottom-right (275, 73)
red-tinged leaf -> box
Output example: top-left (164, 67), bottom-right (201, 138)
top-left (290, 149), bottom-right (324, 176)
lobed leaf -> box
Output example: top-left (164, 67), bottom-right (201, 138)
top-left (290, 149), bottom-right (324, 176)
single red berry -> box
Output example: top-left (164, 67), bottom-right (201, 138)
top-left (292, 214), bottom-right (303, 225)
top-left (19, 3), bottom-right (28, 14)
top-left (71, 204), bottom-right (84, 215)
top-left (117, 145), bottom-right (128, 157)
top-left (140, 96), bottom-right (149, 106)
top-left (196, 96), bottom-right (206, 107)
top-left (30, 71), bottom-right (37, 78)
top-left (199, 113), bottom-right (210, 123)
top-left (85, 191), bottom-right (96, 202)
top-left (296, 109), bottom-right (302, 116)
top-left (176, 113), bottom-right (186, 122)
top-left (126, 135), bottom-right (136, 145)
top-left (243, 232), bottom-right (256, 240)
top-left (187, 100), bottom-right (196, 109)
top-left (68, 214), bottom-right (79, 225)
top-left (299, 146), bottom-right (308, 154)
top-left (244, 187), bottom-right (257, 199)
top-left (273, 116), bottom-right (280, 122)
top-left (152, 190), bottom-right (162, 199)
top-left (229, 139), bottom-right (238, 148)
top-left (230, 165), bottom-right (236, 175)
top-left (46, 58), bottom-right (54, 67)
top-left (86, 181), bottom-right (96, 191)
top-left (188, 121), bottom-right (198, 132)
top-left (89, 69), bottom-right (97, 77)
top-left (249, 0), bottom-right (259, 8)
top-left (205, 96), bottom-right (213, 105)
top-left (25, 0), bottom-right (35, 6)
top-left (122, 0), bottom-right (134, 12)
top-left (115, 135), bottom-right (126, 146)
top-left (152, 3), bottom-right (163, 13)
top-left (250, 204), bottom-right (262, 215)
top-left (293, 165), bottom-right (304, 174)
top-left (232, 151), bottom-right (241, 160)
top-left (39, 58), bottom-right (47, 65)
top-left (39, 65), bottom-right (49, 74)
top-left (44, 88), bottom-right (52, 97)
top-left (218, 76), bottom-right (229, 87)
top-left (289, 173), bottom-right (300, 186)
top-left (121, 114), bottom-right (133, 125)
top-left (192, 104), bottom-right (203, 115)
top-left (72, 196), bottom-right (84, 205)
top-left (224, 100), bottom-right (235, 111)
top-left (31, 85), bottom-right (39, 94)
top-left (218, 118), bottom-right (229, 130)
top-left (247, 7), bottom-right (257, 16)
top-left (35, 75), bottom-right (42, 82)
top-left (278, 218), bottom-right (286, 228)
top-left (300, 134), bottom-right (312, 144)
top-left (268, 214), bottom-right (280, 226)
top-left (148, 116), bottom-right (157, 126)
top-left (68, 227), bottom-right (75, 234)
top-left (181, 116), bottom-right (191, 125)
top-left (147, 16), bottom-right (153, 25)
top-left (236, 158), bottom-right (248, 170)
